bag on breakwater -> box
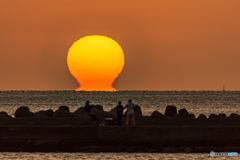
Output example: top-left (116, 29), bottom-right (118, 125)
top-left (105, 118), bottom-right (113, 125)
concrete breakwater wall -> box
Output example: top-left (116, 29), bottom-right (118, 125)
top-left (1, 117), bottom-right (240, 126)
top-left (0, 125), bottom-right (240, 152)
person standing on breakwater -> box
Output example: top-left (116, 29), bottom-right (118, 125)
top-left (124, 99), bottom-right (135, 126)
top-left (84, 100), bottom-right (91, 124)
top-left (90, 105), bottom-right (97, 125)
top-left (116, 101), bottom-right (124, 126)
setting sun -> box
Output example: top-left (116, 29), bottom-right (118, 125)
top-left (67, 35), bottom-right (125, 91)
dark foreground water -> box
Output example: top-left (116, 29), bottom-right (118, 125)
top-left (0, 90), bottom-right (240, 159)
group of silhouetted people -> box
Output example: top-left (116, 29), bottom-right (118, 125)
top-left (84, 100), bottom-right (136, 126)
top-left (116, 100), bottom-right (136, 126)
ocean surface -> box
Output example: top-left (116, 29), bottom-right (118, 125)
top-left (0, 90), bottom-right (240, 117)
top-left (0, 90), bottom-right (240, 159)
top-left (0, 152), bottom-right (238, 160)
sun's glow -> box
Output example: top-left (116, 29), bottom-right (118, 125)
top-left (67, 35), bottom-right (125, 91)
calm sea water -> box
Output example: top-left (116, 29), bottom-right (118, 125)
top-left (0, 152), bottom-right (238, 160)
top-left (0, 90), bottom-right (240, 117)
top-left (0, 90), bottom-right (240, 159)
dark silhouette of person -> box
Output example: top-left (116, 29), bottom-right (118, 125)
top-left (90, 105), bottom-right (96, 125)
top-left (84, 100), bottom-right (91, 124)
top-left (124, 99), bottom-right (135, 126)
top-left (116, 101), bottom-right (124, 126)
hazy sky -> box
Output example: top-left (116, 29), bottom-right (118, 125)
top-left (0, 0), bottom-right (240, 91)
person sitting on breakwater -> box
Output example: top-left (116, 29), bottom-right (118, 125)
top-left (124, 99), bottom-right (135, 126)
top-left (116, 101), bottom-right (124, 126)
top-left (90, 105), bottom-right (97, 125)
top-left (84, 100), bottom-right (91, 124)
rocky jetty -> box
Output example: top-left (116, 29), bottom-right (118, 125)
top-left (0, 105), bottom-right (240, 152)
top-left (164, 105), bottom-right (177, 117)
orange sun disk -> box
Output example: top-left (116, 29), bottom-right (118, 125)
top-left (67, 35), bottom-right (125, 91)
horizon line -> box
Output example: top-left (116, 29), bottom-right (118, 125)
top-left (0, 89), bottom-right (239, 92)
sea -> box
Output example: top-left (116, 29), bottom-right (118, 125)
top-left (0, 90), bottom-right (240, 159)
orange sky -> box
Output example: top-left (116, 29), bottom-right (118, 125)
top-left (0, 0), bottom-right (240, 91)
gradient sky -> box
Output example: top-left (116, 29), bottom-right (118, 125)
top-left (0, 0), bottom-right (240, 91)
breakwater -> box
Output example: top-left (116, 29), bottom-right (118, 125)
top-left (1, 105), bottom-right (240, 153)
top-left (0, 122), bottom-right (240, 153)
